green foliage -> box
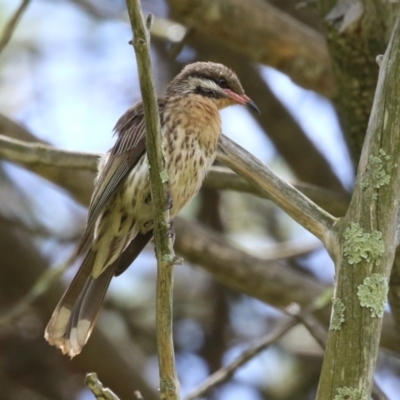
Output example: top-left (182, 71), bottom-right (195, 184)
top-left (357, 273), bottom-right (388, 318)
top-left (330, 298), bottom-right (346, 331)
top-left (334, 387), bottom-right (367, 400)
top-left (343, 222), bottom-right (385, 265)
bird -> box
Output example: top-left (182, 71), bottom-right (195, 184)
top-left (45, 61), bottom-right (259, 357)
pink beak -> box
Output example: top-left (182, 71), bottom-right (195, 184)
top-left (224, 89), bottom-right (260, 113)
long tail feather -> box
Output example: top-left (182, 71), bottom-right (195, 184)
top-left (44, 251), bottom-right (115, 357)
top-left (45, 232), bottom-right (153, 357)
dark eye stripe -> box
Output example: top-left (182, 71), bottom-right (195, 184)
top-left (194, 86), bottom-right (224, 99)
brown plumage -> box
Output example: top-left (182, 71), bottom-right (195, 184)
top-left (45, 62), bottom-right (258, 357)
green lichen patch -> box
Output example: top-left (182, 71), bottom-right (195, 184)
top-left (334, 387), bottom-right (367, 400)
top-left (357, 273), bottom-right (388, 318)
top-left (343, 223), bottom-right (385, 265)
top-left (160, 169), bottom-right (169, 183)
top-left (330, 298), bottom-right (346, 331)
top-left (361, 149), bottom-right (391, 197)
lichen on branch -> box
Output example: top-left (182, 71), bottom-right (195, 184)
top-left (343, 222), bottom-right (385, 265)
top-left (357, 273), bottom-right (388, 318)
top-left (330, 298), bottom-right (345, 331)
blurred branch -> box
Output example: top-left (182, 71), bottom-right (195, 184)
top-left (0, 114), bottom-right (94, 205)
top-left (217, 135), bottom-right (338, 247)
top-left (184, 318), bottom-right (298, 400)
top-left (125, 2), bottom-right (180, 400)
top-left (167, 0), bottom-right (336, 97)
top-left (249, 238), bottom-right (321, 261)
top-left (0, 254), bottom-right (74, 328)
top-left (173, 218), bottom-right (398, 355)
top-left (85, 373), bottom-right (120, 400)
top-left (286, 303), bottom-right (328, 349)
top-left (0, 0), bottom-right (30, 54)
top-left (0, 134), bottom-right (98, 170)
top-left (174, 218), bottom-right (327, 310)
top-left (185, 294), bottom-right (331, 400)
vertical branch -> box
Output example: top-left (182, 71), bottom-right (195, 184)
top-left (125, 1), bottom-right (180, 399)
top-left (316, 12), bottom-right (400, 400)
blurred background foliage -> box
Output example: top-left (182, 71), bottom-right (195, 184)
top-left (0, 0), bottom-right (399, 399)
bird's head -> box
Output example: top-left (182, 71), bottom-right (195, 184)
top-left (166, 62), bottom-right (259, 113)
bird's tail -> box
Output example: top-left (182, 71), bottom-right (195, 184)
top-left (44, 250), bottom-right (115, 358)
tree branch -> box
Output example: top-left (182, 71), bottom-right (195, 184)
top-left (316, 12), bottom-right (400, 400)
top-left (85, 373), bottom-right (121, 400)
top-left (0, 134), bottom-right (98, 170)
top-left (206, 166), bottom-right (349, 217)
top-left (217, 135), bottom-right (338, 248)
top-left (0, 114), bottom-right (94, 206)
top-left (184, 318), bottom-right (298, 400)
top-left (125, 2), bottom-right (180, 399)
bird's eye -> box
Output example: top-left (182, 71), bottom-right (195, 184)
top-left (218, 78), bottom-right (228, 88)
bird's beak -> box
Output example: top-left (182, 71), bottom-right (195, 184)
top-left (242, 94), bottom-right (260, 114)
top-left (223, 89), bottom-right (260, 113)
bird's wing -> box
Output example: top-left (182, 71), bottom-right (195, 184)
top-left (77, 98), bottom-right (166, 254)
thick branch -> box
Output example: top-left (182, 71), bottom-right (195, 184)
top-left (125, 2), bottom-right (180, 400)
top-left (217, 135), bottom-right (338, 246)
top-left (167, 0), bottom-right (335, 97)
top-left (317, 12), bottom-right (400, 400)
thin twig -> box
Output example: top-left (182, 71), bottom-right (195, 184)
top-left (217, 135), bottom-right (338, 246)
top-left (0, 0), bottom-right (31, 54)
top-left (184, 318), bottom-right (298, 400)
top-left (0, 253), bottom-right (75, 328)
top-left (85, 373), bottom-right (121, 400)
top-left (125, 1), bottom-right (180, 400)
top-left (285, 303), bottom-right (327, 349)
